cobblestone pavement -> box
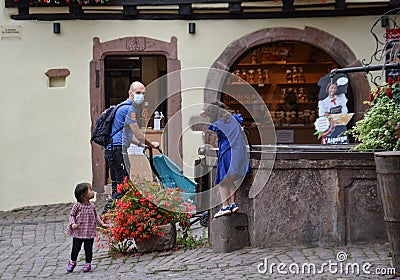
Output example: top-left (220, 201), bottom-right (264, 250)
top-left (0, 201), bottom-right (397, 280)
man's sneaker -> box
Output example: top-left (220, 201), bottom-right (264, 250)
top-left (214, 206), bottom-right (232, 218)
top-left (230, 203), bottom-right (239, 214)
top-left (66, 261), bottom-right (76, 273)
top-left (83, 263), bottom-right (91, 273)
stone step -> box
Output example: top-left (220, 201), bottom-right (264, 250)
top-left (210, 212), bottom-right (250, 253)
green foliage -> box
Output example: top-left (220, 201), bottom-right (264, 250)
top-left (176, 226), bottom-right (209, 250)
top-left (347, 81), bottom-right (400, 151)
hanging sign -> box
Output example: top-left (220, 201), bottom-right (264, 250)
top-left (385, 28), bottom-right (400, 82)
top-left (386, 29), bottom-right (400, 40)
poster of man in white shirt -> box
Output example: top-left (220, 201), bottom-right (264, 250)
top-left (316, 73), bottom-right (353, 144)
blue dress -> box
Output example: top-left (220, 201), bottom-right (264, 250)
top-left (208, 114), bottom-right (249, 185)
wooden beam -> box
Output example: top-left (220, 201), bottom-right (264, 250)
top-left (4, 0), bottom-right (395, 8)
top-left (335, 0), bottom-right (346, 10)
top-left (69, 4), bottom-right (83, 15)
top-left (282, 0), bottom-right (294, 13)
top-left (116, 0), bottom-right (247, 4)
top-left (8, 5), bottom-right (398, 20)
top-left (389, 0), bottom-right (400, 7)
top-left (123, 5), bottom-right (138, 16)
top-left (18, 6), bottom-right (29, 15)
top-left (229, 2), bottom-right (242, 13)
top-left (179, 4), bottom-right (192, 15)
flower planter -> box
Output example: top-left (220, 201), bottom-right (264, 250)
top-left (135, 223), bottom-right (176, 253)
top-left (374, 151), bottom-right (400, 273)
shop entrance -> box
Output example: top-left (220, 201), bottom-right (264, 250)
top-left (103, 55), bottom-right (167, 185)
top-left (90, 36), bottom-right (182, 192)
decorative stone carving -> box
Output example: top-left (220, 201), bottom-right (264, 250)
top-left (127, 37), bottom-right (148, 51)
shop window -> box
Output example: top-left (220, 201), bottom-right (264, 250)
top-left (222, 41), bottom-right (354, 145)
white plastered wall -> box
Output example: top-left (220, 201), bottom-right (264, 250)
top-left (0, 6), bottom-right (384, 210)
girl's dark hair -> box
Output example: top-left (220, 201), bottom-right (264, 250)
top-left (205, 101), bottom-right (231, 123)
top-left (74, 183), bottom-right (89, 203)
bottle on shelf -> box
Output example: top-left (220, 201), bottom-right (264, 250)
top-left (257, 69), bottom-right (264, 87)
top-left (241, 70), bottom-right (247, 82)
top-left (298, 67), bottom-right (306, 83)
top-left (292, 67), bottom-right (298, 83)
top-left (286, 69), bottom-right (292, 83)
top-left (251, 51), bottom-right (257, 64)
top-left (159, 111), bottom-right (165, 128)
top-left (248, 69), bottom-right (255, 84)
top-left (263, 69), bottom-right (270, 84)
top-left (279, 88), bottom-right (286, 103)
top-left (153, 111), bottom-right (161, 130)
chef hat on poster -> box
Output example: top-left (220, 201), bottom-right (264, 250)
top-left (317, 72), bottom-right (349, 100)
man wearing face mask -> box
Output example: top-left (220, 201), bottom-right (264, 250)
top-left (103, 81), bottom-right (159, 214)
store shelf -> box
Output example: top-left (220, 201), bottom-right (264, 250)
top-left (223, 42), bottom-right (335, 144)
top-left (237, 61), bottom-right (333, 67)
top-left (276, 82), bottom-right (318, 86)
top-left (226, 83), bottom-right (272, 86)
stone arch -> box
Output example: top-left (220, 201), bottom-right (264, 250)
top-left (207, 26), bottom-right (369, 121)
top-left (90, 36), bottom-right (181, 191)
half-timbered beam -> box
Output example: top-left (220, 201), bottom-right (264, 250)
top-left (69, 4), bottom-right (83, 15)
top-left (123, 5), bottom-right (137, 16)
top-left (335, 0), bottom-right (346, 10)
top-left (389, 0), bottom-right (400, 7)
top-left (282, 0), bottom-right (294, 13)
top-left (5, 0), bottom-right (398, 21)
top-left (229, 2), bottom-right (242, 13)
top-left (179, 4), bottom-right (192, 16)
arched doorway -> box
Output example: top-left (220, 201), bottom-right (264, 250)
top-left (206, 26), bottom-right (370, 124)
top-left (90, 36), bottom-right (182, 191)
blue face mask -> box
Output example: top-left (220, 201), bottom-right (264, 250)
top-left (133, 93), bottom-right (145, 105)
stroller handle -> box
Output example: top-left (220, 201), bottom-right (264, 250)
top-left (143, 145), bottom-right (163, 181)
top-left (144, 146), bottom-right (163, 154)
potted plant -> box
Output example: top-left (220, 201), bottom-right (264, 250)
top-left (97, 176), bottom-right (194, 254)
top-left (347, 78), bottom-right (400, 275)
top-left (347, 78), bottom-right (400, 151)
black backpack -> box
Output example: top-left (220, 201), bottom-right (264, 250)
top-left (90, 102), bottom-right (130, 147)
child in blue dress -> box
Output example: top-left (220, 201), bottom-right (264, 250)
top-left (202, 101), bottom-right (249, 218)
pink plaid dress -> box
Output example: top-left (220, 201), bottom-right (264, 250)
top-left (66, 202), bottom-right (103, 239)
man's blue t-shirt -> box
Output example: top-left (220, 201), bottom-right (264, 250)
top-left (122, 103), bottom-right (138, 147)
top-left (105, 99), bottom-right (134, 149)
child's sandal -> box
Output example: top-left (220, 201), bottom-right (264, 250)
top-left (83, 263), bottom-right (91, 273)
top-left (66, 261), bottom-right (76, 273)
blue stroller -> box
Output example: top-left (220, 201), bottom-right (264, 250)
top-left (145, 147), bottom-right (209, 227)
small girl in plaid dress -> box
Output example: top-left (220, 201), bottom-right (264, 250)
top-left (66, 182), bottom-right (109, 273)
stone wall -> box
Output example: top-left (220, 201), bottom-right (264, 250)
top-left (202, 145), bottom-right (387, 247)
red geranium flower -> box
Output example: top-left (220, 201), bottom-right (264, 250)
top-left (386, 87), bottom-right (393, 98)
top-left (96, 176), bottom-right (194, 254)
